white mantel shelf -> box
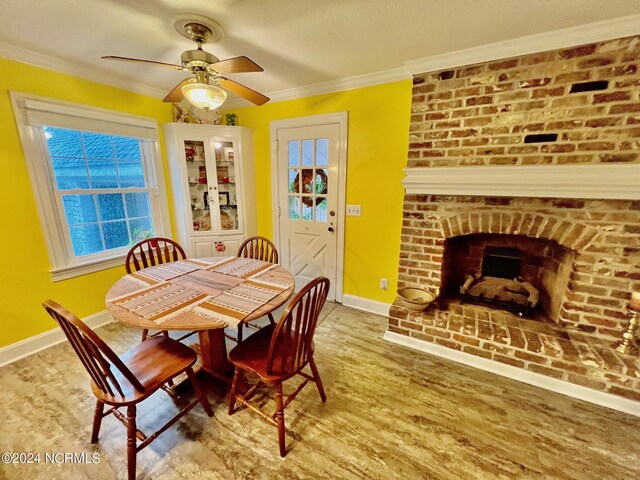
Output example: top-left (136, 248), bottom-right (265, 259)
top-left (402, 164), bottom-right (640, 200)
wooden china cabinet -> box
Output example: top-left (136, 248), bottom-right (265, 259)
top-left (163, 123), bottom-right (257, 257)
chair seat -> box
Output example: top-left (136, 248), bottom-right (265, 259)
top-left (229, 324), bottom-right (309, 382)
top-left (92, 336), bottom-right (197, 405)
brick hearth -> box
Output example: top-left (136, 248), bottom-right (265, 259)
top-left (390, 35), bottom-right (640, 401)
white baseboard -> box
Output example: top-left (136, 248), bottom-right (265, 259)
top-left (341, 294), bottom-right (391, 317)
top-left (384, 330), bottom-right (640, 417)
top-left (0, 310), bottom-right (113, 368)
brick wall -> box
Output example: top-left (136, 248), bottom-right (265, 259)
top-left (392, 35), bottom-right (640, 401)
top-left (409, 36), bottom-right (640, 168)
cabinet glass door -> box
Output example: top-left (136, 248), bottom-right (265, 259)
top-left (183, 140), bottom-right (212, 233)
top-left (212, 140), bottom-right (240, 232)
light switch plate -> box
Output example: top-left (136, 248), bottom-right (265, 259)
top-left (346, 205), bottom-right (361, 216)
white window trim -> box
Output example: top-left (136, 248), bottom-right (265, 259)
top-left (11, 92), bottom-right (171, 281)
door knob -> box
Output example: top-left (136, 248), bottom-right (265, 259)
top-left (328, 226), bottom-right (334, 232)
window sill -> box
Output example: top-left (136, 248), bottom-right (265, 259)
top-left (50, 254), bottom-right (126, 282)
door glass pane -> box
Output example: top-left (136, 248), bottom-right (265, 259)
top-left (288, 141), bottom-right (299, 166)
top-left (316, 138), bottom-right (328, 166)
top-left (51, 157), bottom-right (89, 189)
top-left (302, 198), bottom-right (313, 220)
top-left (315, 197), bottom-right (328, 222)
top-left (62, 195), bottom-right (98, 224)
top-left (288, 196), bottom-right (300, 220)
top-left (301, 169), bottom-right (313, 193)
top-left (88, 159), bottom-right (119, 188)
top-left (301, 140), bottom-right (313, 166)
top-left (69, 224), bottom-right (102, 256)
top-left (97, 193), bottom-right (125, 221)
top-left (315, 168), bottom-right (328, 194)
top-left (288, 169), bottom-right (298, 193)
top-left (102, 221), bottom-right (129, 249)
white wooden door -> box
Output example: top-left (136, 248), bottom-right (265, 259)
top-left (276, 124), bottom-right (340, 300)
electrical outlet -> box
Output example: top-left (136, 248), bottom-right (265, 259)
top-left (346, 204), bottom-right (361, 216)
top-left (380, 278), bottom-right (388, 290)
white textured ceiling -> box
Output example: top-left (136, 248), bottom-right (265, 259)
top-left (1, 0), bottom-right (639, 104)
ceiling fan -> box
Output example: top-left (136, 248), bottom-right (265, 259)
top-left (102, 14), bottom-right (269, 110)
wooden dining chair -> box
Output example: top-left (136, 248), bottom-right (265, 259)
top-left (235, 236), bottom-right (280, 342)
top-left (42, 300), bottom-right (213, 480)
top-left (125, 237), bottom-right (193, 342)
top-left (227, 277), bottom-right (330, 457)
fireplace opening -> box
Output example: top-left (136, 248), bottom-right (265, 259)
top-left (440, 234), bottom-right (575, 322)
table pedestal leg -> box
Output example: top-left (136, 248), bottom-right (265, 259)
top-left (198, 329), bottom-right (233, 383)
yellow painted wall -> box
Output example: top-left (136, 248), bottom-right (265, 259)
top-left (0, 57), bottom-right (173, 348)
top-left (224, 80), bottom-right (412, 303)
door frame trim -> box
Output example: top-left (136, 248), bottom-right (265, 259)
top-left (270, 112), bottom-right (348, 302)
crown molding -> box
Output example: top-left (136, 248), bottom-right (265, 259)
top-left (2, 14), bottom-right (639, 109)
top-left (0, 40), bottom-right (166, 99)
top-left (222, 66), bottom-right (412, 109)
top-left (405, 14), bottom-right (640, 75)
top-left (402, 164), bottom-right (640, 200)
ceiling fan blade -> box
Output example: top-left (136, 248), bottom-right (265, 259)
top-left (163, 79), bottom-right (195, 103)
top-left (208, 56), bottom-right (263, 74)
top-left (218, 78), bottom-right (270, 106)
top-left (102, 55), bottom-right (183, 71)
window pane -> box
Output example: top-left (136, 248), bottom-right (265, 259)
top-left (125, 193), bottom-right (150, 218)
top-left (45, 128), bottom-right (83, 157)
top-left (316, 168), bottom-right (328, 194)
top-left (288, 196), bottom-right (300, 220)
top-left (62, 195), bottom-right (98, 225)
top-left (69, 224), bottom-right (103, 256)
top-left (118, 159), bottom-right (145, 187)
top-left (302, 197), bottom-right (313, 220)
top-left (316, 138), bottom-right (328, 166)
top-left (301, 140), bottom-right (313, 166)
top-left (288, 141), bottom-right (299, 166)
top-left (289, 169), bottom-right (299, 193)
top-left (114, 137), bottom-right (141, 160)
top-left (82, 132), bottom-right (113, 159)
top-left (301, 169), bottom-right (313, 193)
top-left (51, 157), bottom-right (89, 189)
top-left (315, 197), bottom-right (328, 222)
top-left (103, 221), bottom-right (129, 249)
top-left (130, 217), bottom-right (153, 242)
top-left (97, 193), bottom-right (125, 221)
top-left (88, 159), bottom-right (119, 188)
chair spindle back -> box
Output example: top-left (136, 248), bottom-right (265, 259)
top-left (267, 277), bottom-right (329, 376)
top-left (237, 236), bottom-right (279, 264)
top-left (125, 237), bottom-right (186, 274)
top-left (42, 300), bottom-right (144, 397)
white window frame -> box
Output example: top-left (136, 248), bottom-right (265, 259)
top-left (11, 92), bottom-right (171, 281)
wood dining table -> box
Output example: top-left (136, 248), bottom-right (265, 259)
top-left (106, 256), bottom-right (295, 380)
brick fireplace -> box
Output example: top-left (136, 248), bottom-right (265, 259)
top-left (388, 35), bottom-right (640, 403)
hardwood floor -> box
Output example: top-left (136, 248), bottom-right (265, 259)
top-left (0, 304), bottom-right (638, 479)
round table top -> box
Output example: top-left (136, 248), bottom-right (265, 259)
top-left (106, 256), bottom-right (295, 331)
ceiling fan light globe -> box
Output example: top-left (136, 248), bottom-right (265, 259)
top-left (181, 83), bottom-right (227, 110)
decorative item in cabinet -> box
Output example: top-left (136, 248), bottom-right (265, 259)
top-left (198, 165), bottom-right (207, 183)
top-left (224, 147), bottom-right (235, 162)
